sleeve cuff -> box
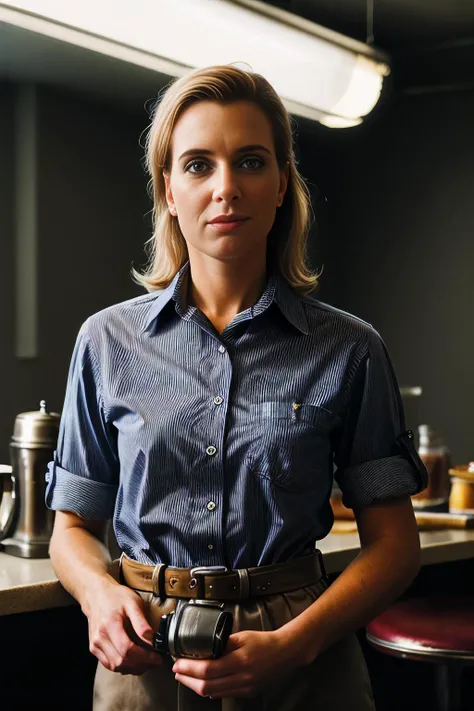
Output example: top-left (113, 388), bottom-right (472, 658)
top-left (45, 461), bottom-right (118, 520)
top-left (337, 454), bottom-right (425, 509)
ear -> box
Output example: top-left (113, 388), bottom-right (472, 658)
top-left (277, 164), bottom-right (289, 207)
top-left (163, 171), bottom-right (177, 216)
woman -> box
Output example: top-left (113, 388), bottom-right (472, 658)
top-left (46, 65), bottom-right (427, 711)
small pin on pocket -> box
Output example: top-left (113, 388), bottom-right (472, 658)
top-left (292, 402), bottom-right (302, 420)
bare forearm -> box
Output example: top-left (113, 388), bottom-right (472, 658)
top-left (276, 535), bottom-right (420, 664)
top-left (49, 524), bottom-right (119, 615)
top-left (49, 516), bottom-right (163, 675)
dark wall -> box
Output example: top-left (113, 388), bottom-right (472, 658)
top-left (0, 83), bottom-right (149, 463)
top-left (299, 90), bottom-right (474, 465)
top-left (0, 83), bottom-right (17, 460)
top-left (2, 80), bottom-right (473, 467)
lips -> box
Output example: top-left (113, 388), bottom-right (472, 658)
top-left (207, 214), bottom-right (250, 233)
top-left (208, 217), bottom-right (250, 233)
top-left (209, 215), bottom-right (249, 224)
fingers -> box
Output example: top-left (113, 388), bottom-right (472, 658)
top-left (172, 651), bottom-right (240, 680)
top-left (224, 632), bottom-right (245, 652)
top-left (125, 598), bottom-right (155, 646)
top-left (172, 631), bottom-right (261, 698)
top-left (172, 654), bottom-right (252, 698)
top-left (89, 607), bottom-right (162, 675)
top-left (109, 613), bottom-right (161, 667)
top-left (92, 631), bottom-right (161, 674)
top-left (93, 636), bottom-right (123, 671)
top-left (174, 671), bottom-right (254, 699)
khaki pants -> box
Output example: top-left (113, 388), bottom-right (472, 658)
top-left (93, 578), bottom-right (376, 711)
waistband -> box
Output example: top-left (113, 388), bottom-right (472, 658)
top-left (120, 550), bottom-right (327, 601)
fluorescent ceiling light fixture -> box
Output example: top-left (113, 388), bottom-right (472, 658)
top-left (0, 0), bottom-right (390, 127)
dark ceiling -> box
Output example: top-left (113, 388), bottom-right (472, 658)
top-left (263, 0), bottom-right (474, 92)
top-left (263, 0), bottom-right (474, 51)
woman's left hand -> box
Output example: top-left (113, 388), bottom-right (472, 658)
top-left (172, 629), bottom-right (301, 699)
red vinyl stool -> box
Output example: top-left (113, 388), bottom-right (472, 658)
top-left (366, 596), bottom-right (474, 711)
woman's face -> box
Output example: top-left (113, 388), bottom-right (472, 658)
top-left (163, 100), bottom-right (288, 265)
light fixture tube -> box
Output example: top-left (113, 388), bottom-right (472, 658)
top-left (1, 0), bottom-right (390, 126)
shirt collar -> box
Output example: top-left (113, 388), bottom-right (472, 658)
top-left (143, 262), bottom-right (190, 333)
top-left (143, 260), bottom-right (309, 335)
top-left (272, 272), bottom-right (309, 335)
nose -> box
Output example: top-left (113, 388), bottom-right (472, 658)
top-left (211, 164), bottom-right (242, 203)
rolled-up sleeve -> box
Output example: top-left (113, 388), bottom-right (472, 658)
top-left (45, 321), bottom-right (119, 519)
top-left (334, 329), bottom-right (427, 509)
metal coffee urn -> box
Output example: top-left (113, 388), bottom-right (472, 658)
top-left (0, 400), bottom-right (60, 558)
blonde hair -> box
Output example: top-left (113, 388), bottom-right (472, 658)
top-left (133, 64), bottom-right (319, 293)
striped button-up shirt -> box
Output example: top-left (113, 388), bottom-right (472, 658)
top-left (45, 261), bottom-right (426, 567)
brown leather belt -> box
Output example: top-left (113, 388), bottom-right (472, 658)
top-left (120, 550), bottom-right (327, 601)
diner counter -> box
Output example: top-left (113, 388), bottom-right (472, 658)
top-left (1, 529), bottom-right (474, 616)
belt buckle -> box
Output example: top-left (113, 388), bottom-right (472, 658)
top-left (189, 565), bottom-right (229, 598)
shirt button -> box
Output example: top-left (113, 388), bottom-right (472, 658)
top-left (206, 445), bottom-right (217, 456)
top-left (207, 501), bottom-right (216, 511)
top-left (208, 544), bottom-right (214, 550)
top-left (218, 345), bottom-right (226, 353)
top-left (213, 396), bottom-right (223, 406)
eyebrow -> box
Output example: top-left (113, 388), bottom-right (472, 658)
top-left (178, 144), bottom-right (272, 162)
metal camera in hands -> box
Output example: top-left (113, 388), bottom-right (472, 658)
top-left (154, 598), bottom-right (233, 660)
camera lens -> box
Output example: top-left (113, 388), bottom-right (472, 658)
top-left (212, 610), bottom-right (233, 658)
top-left (175, 604), bottom-right (233, 659)
top-left (153, 602), bottom-right (234, 660)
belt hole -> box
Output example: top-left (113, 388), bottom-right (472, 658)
top-left (189, 578), bottom-right (197, 589)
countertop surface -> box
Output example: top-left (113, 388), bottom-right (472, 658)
top-left (2, 529), bottom-right (474, 617)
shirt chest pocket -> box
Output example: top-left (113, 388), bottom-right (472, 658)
top-left (245, 402), bottom-right (335, 492)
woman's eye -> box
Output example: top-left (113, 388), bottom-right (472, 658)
top-left (241, 157), bottom-right (264, 170)
top-left (186, 160), bottom-right (208, 174)
top-left (184, 156), bottom-right (264, 174)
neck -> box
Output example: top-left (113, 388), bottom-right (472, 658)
top-left (186, 251), bottom-right (268, 331)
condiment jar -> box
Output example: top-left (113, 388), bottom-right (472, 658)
top-left (449, 462), bottom-right (474, 516)
top-left (411, 424), bottom-right (451, 512)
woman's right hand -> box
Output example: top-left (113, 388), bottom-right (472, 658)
top-left (84, 578), bottom-right (164, 675)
